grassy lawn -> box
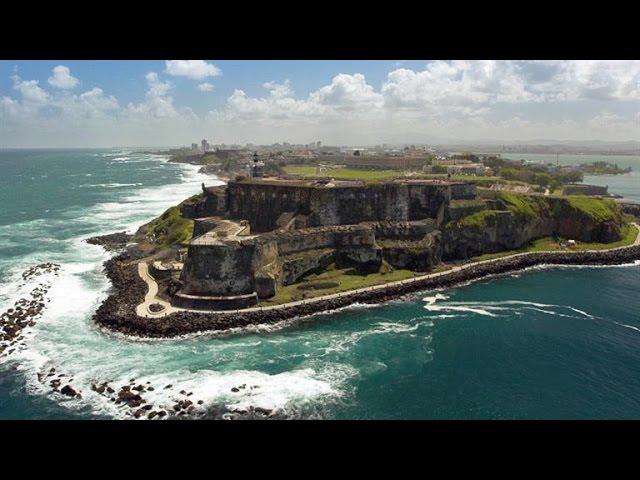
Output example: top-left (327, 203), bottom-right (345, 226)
top-left (422, 174), bottom-right (502, 186)
top-left (283, 165), bottom-right (536, 189)
top-left (284, 165), bottom-right (399, 183)
top-left (259, 263), bottom-right (420, 306)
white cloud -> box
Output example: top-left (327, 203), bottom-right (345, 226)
top-left (165, 60), bottom-right (221, 80)
top-left (223, 74), bottom-right (382, 122)
top-left (78, 87), bottom-right (119, 112)
top-left (1, 71), bottom-right (199, 147)
top-left (125, 72), bottom-right (178, 118)
top-left (12, 75), bottom-right (49, 104)
top-left (382, 60), bottom-right (640, 109)
top-left (145, 72), bottom-right (171, 97)
top-left (198, 82), bottom-right (214, 92)
top-left (225, 84), bottom-right (327, 120)
top-left (381, 61), bottom-right (534, 111)
top-left (310, 73), bottom-right (383, 110)
top-left (48, 65), bottom-right (79, 89)
top-left (263, 80), bottom-right (293, 98)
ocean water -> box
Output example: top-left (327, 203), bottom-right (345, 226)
top-left (0, 150), bottom-right (639, 420)
top-left (498, 152), bottom-right (640, 202)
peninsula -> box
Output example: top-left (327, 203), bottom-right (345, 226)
top-left (91, 154), bottom-right (640, 338)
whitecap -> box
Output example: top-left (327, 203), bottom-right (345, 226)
top-left (614, 322), bottom-right (640, 333)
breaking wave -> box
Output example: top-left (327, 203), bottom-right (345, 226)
top-left (423, 295), bottom-right (599, 320)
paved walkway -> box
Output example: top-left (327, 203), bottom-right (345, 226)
top-left (136, 263), bottom-right (175, 318)
top-left (136, 223), bottom-right (640, 319)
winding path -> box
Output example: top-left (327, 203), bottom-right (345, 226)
top-left (135, 263), bottom-right (174, 317)
top-left (136, 223), bottom-right (640, 319)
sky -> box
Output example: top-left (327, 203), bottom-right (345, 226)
top-left (0, 60), bottom-right (639, 148)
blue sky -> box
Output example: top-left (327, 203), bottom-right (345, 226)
top-left (0, 60), bottom-right (425, 113)
top-left (1, 60), bottom-right (638, 147)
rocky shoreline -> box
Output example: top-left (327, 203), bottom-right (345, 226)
top-left (93, 243), bottom-right (640, 339)
top-left (0, 263), bottom-right (60, 357)
top-left (85, 231), bottom-right (133, 252)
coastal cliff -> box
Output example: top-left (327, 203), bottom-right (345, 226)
top-left (442, 193), bottom-right (623, 259)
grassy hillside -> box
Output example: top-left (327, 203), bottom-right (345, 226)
top-left (452, 210), bottom-right (503, 229)
top-left (493, 192), bottom-right (622, 223)
top-left (495, 192), bottom-right (549, 220)
top-left (135, 194), bottom-right (202, 252)
top-left (448, 192), bottom-right (626, 238)
top-left (143, 205), bottom-right (194, 250)
top-left (565, 196), bottom-right (621, 223)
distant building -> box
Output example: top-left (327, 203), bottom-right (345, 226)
top-left (201, 139), bottom-right (210, 152)
top-left (191, 143), bottom-right (199, 151)
top-left (445, 163), bottom-right (490, 176)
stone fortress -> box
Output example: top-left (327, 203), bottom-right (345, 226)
top-left (174, 175), bottom-right (480, 309)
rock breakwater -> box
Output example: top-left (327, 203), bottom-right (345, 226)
top-left (1, 263), bottom-right (60, 357)
top-left (94, 245), bottom-right (640, 339)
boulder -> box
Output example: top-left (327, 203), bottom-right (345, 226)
top-left (60, 385), bottom-right (77, 397)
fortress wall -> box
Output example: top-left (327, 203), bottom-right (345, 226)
top-left (226, 183), bottom-right (312, 232)
top-left (184, 186), bottom-right (228, 218)
top-left (280, 249), bottom-right (335, 285)
top-left (252, 238), bottom-right (281, 298)
top-left (181, 225), bottom-right (382, 299)
top-left (450, 183), bottom-right (478, 200)
top-left (446, 199), bottom-right (488, 222)
top-left (221, 181), bottom-right (467, 231)
top-left (180, 241), bottom-right (257, 296)
top-left (368, 219), bottom-right (438, 240)
top-left (382, 231), bottom-right (443, 271)
top-left (308, 184), bottom-right (411, 227)
top-left (207, 186), bottom-right (228, 214)
top-left (269, 225), bottom-right (376, 255)
top-left (407, 184), bottom-right (450, 221)
top-left (179, 180), bottom-right (478, 300)
top-left (192, 218), bottom-right (222, 237)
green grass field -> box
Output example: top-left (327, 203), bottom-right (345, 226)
top-left (284, 165), bottom-right (399, 182)
top-left (283, 165), bottom-right (516, 186)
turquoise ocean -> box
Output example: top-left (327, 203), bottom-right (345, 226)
top-left (0, 149), bottom-right (639, 419)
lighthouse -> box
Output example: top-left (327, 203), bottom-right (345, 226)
top-left (251, 151), bottom-right (264, 178)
